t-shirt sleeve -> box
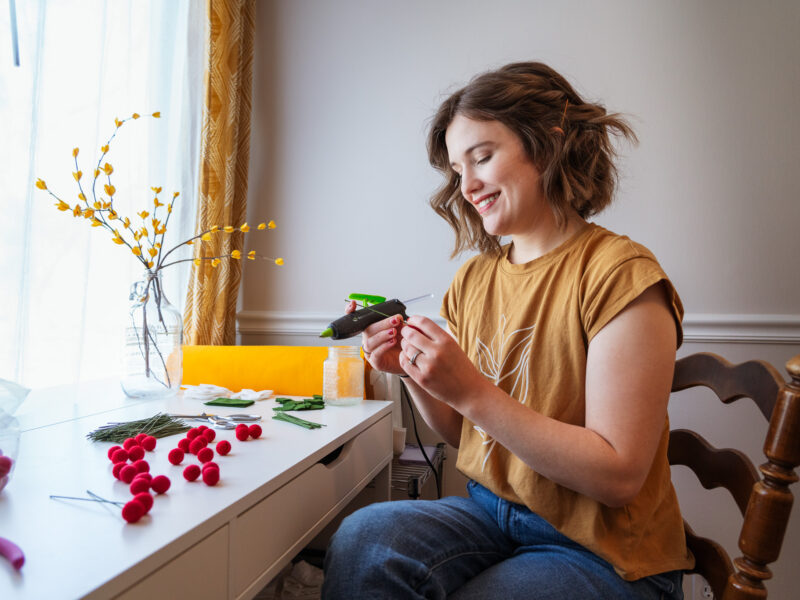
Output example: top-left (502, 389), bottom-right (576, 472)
top-left (582, 252), bottom-right (684, 347)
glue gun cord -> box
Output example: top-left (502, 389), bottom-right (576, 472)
top-left (400, 380), bottom-right (442, 499)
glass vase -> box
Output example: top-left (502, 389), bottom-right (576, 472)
top-left (121, 271), bottom-right (183, 399)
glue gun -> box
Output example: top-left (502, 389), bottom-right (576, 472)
top-left (319, 293), bottom-right (432, 340)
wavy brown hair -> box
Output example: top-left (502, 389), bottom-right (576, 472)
top-left (427, 61), bottom-right (637, 257)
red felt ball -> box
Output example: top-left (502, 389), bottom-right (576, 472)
top-left (111, 448), bottom-right (129, 464)
top-left (168, 448), bottom-right (185, 465)
top-left (150, 474), bottom-right (171, 494)
top-left (132, 459), bottom-right (150, 474)
top-left (135, 433), bottom-right (148, 443)
top-left (189, 437), bottom-right (207, 455)
top-left (127, 445), bottom-right (145, 462)
top-left (202, 461), bottom-right (219, 472)
top-left (235, 427), bottom-right (249, 442)
top-left (177, 438), bottom-right (191, 452)
top-left (141, 435), bottom-right (157, 452)
top-left (122, 499), bottom-right (145, 523)
top-left (120, 464), bottom-right (138, 483)
top-left (107, 445), bottom-right (122, 461)
top-left (112, 462), bottom-right (126, 480)
top-left (133, 472), bottom-right (152, 482)
top-left (197, 447), bottom-right (214, 463)
top-left (122, 437), bottom-right (140, 451)
top-left (202, 428), bottom-right (216, 443)
top-left (183, 464), bottom-right (201, 481)
top-left (186, 427), bottom-right (201, 440)
top-left (248, 424), bottom-right (263, 439)
top-left (197, 425), bottom-right (208, 432)
top-left (216, 440), bottom-right (231, 456)
top-left (130, 477), bottom-right (150, 495)
top-left (202, 466), bottom-right (220, 486)
top-left (133, 492), bottom-right (154, 513)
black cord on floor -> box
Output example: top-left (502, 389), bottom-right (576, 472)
top-left (400, 379), bottom-right (442, 499)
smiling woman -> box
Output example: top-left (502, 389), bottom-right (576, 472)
top-left (0, 0), bottom-right (204, 388)
top-left (323, 61), bottom-right (689, 600)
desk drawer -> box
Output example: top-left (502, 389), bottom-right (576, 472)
top-left (231, 413), bottom-right (391, 597)
top-left (114, 525), bottom-right (228, 600)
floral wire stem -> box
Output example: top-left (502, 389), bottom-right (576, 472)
top-left (49, 490), bottom-right (124, 507)
top-left (87, 413), bottom-right (190, 442)
top-left (131, 273), bottom-right (170, 387)
top-left (149, 274), bottom-right (171, 385)
top-left (86, 490), bottom-right (125, 506)
top-left (91, 114), bottom-right (132, 206)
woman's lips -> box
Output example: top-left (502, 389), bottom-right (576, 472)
top-left (476, 192), bottom-right (499, 214)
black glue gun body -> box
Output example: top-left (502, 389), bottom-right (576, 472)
top-left (320, 299), bottom-right (408, 340)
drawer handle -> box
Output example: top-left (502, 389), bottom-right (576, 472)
top-left (318, 439), bottom-right (354, 468)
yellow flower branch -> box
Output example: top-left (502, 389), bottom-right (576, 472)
top-left (36, 112), bottom-right (284, 277)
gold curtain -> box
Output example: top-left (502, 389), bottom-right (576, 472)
top-left (184, 0), bottom-right (256, 345)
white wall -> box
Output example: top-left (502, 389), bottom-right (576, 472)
top-left (241, 1), bottom-right (800, 597)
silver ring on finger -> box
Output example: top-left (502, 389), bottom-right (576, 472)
top-left (361, 345), bottom-right (371, 357)
top-left (409, 350), bottom-right (421, 366)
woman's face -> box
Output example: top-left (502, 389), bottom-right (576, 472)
top-left (445, 114), bottom-right (547, 239)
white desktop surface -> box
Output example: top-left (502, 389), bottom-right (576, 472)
top-left (1, 380), bottom-right (392, 599)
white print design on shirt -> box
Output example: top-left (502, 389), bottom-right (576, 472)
top-left (472, 315), bottom-right (535, 470)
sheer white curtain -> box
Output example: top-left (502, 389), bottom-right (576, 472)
top-left (0, 0), bottom-right (205, 389)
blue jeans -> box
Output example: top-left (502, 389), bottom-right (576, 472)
top-left (323, 480), bottom-right (683, 599)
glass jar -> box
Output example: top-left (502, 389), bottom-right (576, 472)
top-left (121, 271), bottom-right (183, 399)
top-left (322, 346), bottom-right (364, 406)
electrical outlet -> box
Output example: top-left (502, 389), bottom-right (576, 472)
top-left (688, 575), bottom-right (714, 600)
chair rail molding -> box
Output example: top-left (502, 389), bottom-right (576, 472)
top-left (236, 310), bottom-right (450, 337)
top-left (237, 311), bottom-right (800, 345)
top-left (682, 313), bottom-right (800, 344)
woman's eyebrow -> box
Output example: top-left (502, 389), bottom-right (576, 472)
top-left (450, 141), bottom-right (492, 168)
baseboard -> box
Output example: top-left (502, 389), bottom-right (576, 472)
top-left (237, 311), bottom-right (800, 345)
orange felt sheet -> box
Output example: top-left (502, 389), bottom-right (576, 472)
top-left (181, 345), bottom-right (330, 396)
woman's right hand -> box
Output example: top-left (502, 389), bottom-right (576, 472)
top-left (346, 300), bottom-right (405, 375)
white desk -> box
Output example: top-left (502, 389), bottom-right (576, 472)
top-left (0, 380), bottom-right (393, 599)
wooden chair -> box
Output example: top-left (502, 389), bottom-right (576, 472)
top-left (669, 352), bottom-right (800, 599)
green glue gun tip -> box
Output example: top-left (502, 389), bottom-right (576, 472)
top-left (319, 327), bottom-right (333, 338)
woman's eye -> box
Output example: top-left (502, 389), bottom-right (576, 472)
top-left (476, 155), bottom-right (491, 165)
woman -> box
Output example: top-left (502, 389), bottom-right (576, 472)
top-left (322, 61), bottom-right (692, 599)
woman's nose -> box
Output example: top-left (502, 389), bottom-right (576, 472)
top-left (460, 168), bottom-right (482, 199)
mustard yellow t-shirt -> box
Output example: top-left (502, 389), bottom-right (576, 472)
top-left (441, 223), bottom-right (694, 580)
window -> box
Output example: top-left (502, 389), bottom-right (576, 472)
top-left (0, 0), bottom-right (204, 388)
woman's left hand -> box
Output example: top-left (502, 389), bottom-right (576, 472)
top-left (398, 315), bottom-right (488, 406)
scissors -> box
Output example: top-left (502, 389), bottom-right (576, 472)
top-left (170, 413), bottom-right (262, 429)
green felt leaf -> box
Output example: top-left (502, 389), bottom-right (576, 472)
top-left (203, 398), bottom-right (255, 407)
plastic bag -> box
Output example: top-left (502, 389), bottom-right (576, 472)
top-left (0, 379), bottom-right (29, 493)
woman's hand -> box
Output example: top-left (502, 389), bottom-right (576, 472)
top-left (398, 315), bottom-right (490, 405)
top-left (347, 300), bottom-right (406, 376)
